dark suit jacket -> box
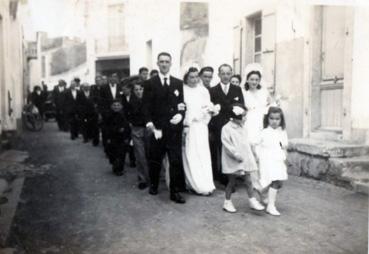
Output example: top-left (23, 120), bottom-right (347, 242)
top-left (142, 75), bottom-right (185, 132)
top-left (121, 94), bottom-right (133, 120)
top-left (52, 86), bottom-right (66, 110)
top-left (77, 92), bottom-right (97, 120)
top-left (64, 89), bottom-right (81, 116)
top-left (99, 83), bottom-right (124, 117)
top-left (105, 111), bottom-right (131, 146)
top-left (90, 84), bottom-right (102, 108)
top-left (209, 83), bottom-right (244, 134)
top-left (127, 94), bottom-right (145, 127)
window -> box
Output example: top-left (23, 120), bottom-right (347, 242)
top-left (233, 25), bottom-right (242, 74)
top-left (108, 3), bottom-right (127, 52)
top-left (41, 56), bottom-right (46, 78)
top-left (254, 16), bottom-right (262, 63)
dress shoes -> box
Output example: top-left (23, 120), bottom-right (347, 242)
top-left (114, 171), bottom-right (124, 176)
top-left (149, 186), bottom-right (158, 195)
top-left (170, 192), bottom-right (186, 204)
top-left (138, 182), bottom-right (148, 190)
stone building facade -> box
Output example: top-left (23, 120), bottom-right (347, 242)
top-left (128, 0), bottom-right (369, 193)
top-left (0, 0), bottom-right (26, 136)
top-left (230, 1), bottom-right (369, 193)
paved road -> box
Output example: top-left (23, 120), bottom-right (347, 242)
top-left (5, 123), bottom-right (368, 254)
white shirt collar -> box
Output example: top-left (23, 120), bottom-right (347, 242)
top-left (158, 72), bottom-right (170, 86)
top-left (220, 82), bottom-right (230, 87)
top-left (71, 89), bottom-right (77, 99)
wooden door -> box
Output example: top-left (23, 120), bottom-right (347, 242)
top-left (319, 6), bottom-right (345, 131)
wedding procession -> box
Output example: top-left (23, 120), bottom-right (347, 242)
top-left (46, 51), bottom-right (289, 216)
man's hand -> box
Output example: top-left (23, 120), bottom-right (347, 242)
top-left (170, 114), bottom-right (182, 125)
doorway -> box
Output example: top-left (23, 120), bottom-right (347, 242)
top-left (310, 6), bottom-right (352, 140)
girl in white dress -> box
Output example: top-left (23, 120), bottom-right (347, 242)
top-left (221, 103), bottom-right (265, 213)
top-left (256, 106), bottom-right (288, 216)
top-left (182, 67), bottom-right (217, 195)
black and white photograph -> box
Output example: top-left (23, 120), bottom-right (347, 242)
top-left (0, 0), bottom-right (368, 253)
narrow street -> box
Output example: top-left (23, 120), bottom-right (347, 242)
top-left (2, 123), bottom-right (367, 254)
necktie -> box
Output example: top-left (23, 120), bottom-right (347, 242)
top-left (163, 77), bottom-right (168, 87)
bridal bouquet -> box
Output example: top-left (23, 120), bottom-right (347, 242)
top-left (204, 103), bottom-right (220, 116)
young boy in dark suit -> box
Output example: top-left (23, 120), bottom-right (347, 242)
top-left (128, 81), bottom-right (150, 189)
top-left (121, 80), bottom-right (136, 168)
top-left (105, 100), bottom-right (131, 176)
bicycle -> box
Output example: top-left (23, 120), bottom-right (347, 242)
top-left (22, 104), bottom-right (44, 131)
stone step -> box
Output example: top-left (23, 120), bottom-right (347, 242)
top-left (329, 156), bottom-right (369, 194)
top-left (289, 138), bottom-right (369, 158)
top-left (352, 180), bottom-right (369, 195)
top-left (330, 156), bottom-right (369, 177)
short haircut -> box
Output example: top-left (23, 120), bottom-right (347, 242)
top-left (183, 67), bottom-right (199, 84)
top-left (150, 69), bottom-right (159, 76)
top-left (139, 67), bottom-right (149, 74)
top-left (133, 81), bottom-right (144, 88)
top-left (244, 71), bottom-right (262, 90)
top-left (231, 74), bottom-right (242, 83)
top-left (199, 66), bottom-right (214, 75)
top-left (157, 52), bottom-right (172, 60)
top-left (263, 106), bottom-right (286, 129)
top-left (218, 64), bottom-right (232, 73)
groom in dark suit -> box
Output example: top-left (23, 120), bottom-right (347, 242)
top-left (209, 64), bottom-right (244, 185)
top-left (142, 52), bottom-right (186, 204)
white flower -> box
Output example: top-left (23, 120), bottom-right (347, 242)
top-left (232, 106), bottom-right (244, 116)
top-left (234, 97), bottom-right (239, 101)
top-left (174, 90), bottom-right (179, 96)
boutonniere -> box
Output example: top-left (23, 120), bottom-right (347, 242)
top-left (234, 97), bottom-right (239, 101)
top-left (174, 90), bottom-right (179, 97)
top-left (119, 91), bottom-right (123, 94)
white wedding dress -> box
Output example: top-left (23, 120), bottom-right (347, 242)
top-left (182, 84), bottom-right (215, 195)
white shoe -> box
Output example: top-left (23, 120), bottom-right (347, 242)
top-left (249, 197), bottom-right (265, 211)
top-left (223, 200), bottom-right (237, 213)
top-left (266, 187), bottom-right (281, 216)
top-left (266, 205), bottom-right (281, 216)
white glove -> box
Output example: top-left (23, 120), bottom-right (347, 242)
top-left (153, 129), bottom-right (163, 140)
top-left (170, 113), bottom-right (183, 125)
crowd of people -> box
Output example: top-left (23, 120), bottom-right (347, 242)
top-left (42, 52), bottom-right (288, 216)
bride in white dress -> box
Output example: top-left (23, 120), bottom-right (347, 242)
top-left (182, 67), bottom-right (217, 195)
